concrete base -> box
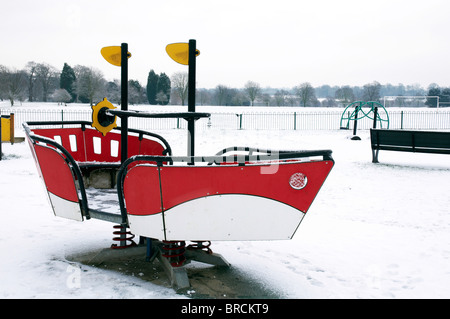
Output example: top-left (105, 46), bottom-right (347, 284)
top-left (151, 240), bottom-right (231, 290)
top-left (66, 241), bottom-right (281, 298)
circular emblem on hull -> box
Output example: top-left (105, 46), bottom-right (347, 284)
top-left (289, 173), bottom-right (308, 190)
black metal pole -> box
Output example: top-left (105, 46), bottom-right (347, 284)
top-left (121, 43), bottom-right (128, 163)
top-left (187, 39), bottom-right (196, 158)
top-left (352, 104), bottom-right (359, 136)
top-left (373, 106), bottom-right (378, 129)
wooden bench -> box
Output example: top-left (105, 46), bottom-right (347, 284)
top-left (370, 128), bottom-right (450, 163)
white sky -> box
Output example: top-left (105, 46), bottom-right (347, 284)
top-left (2, 0), bottom-right (450, 89)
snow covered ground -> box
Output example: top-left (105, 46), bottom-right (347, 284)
top-left (1, 106), bottom-right (450, 299)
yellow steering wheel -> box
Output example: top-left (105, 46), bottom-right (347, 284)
top-left (91, 97), bottom-right (117, 136)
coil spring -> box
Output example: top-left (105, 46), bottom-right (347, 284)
top-left (161, 241), bottom-right (186, 267)
top-left (187, 241), bottom-right (212, 254)
top-left (111, 225), bottom-right (137, 249)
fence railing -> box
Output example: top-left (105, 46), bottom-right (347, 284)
top-left (2, 107), bottom-right (450, 131)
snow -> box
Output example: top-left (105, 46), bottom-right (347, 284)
top-left (1, 105), bottom-right (450, 299)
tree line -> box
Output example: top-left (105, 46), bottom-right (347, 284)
top-left (0, 62), bottom-right (151, 106)
top-left (187, 81), bottom-right (446, 107)
top-left (0, 61), bottom-right (447, 107)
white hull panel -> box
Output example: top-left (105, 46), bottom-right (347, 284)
top-left (48, 192), bottom-right (83, 221)
top-left (128, 194), bottom-right (305, 241)
top-left (128, 213), bottom-right (165, 240)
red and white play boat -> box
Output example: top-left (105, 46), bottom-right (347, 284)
top-left (23, 112), bottom-right (334, 289)
top-left (24, 121), bottom-right (333, 242)
top-left (22, 41), bottom-right (334, 290)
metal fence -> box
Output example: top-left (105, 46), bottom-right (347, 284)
top-left (2, 107), bottom-right (450, 131)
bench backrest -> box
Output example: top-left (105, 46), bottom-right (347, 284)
top-left (371, 129), bottom-right (450, 149)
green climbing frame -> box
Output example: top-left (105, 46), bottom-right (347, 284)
top-left (340, 101), bottom-right (389, 129)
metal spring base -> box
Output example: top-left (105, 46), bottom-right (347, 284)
top-left (161, 241), bottom-right (186, 267)
top-left (111, 225), bottom-right (137, 249)
top-left (187, 241), bottom-right (212, 254)
top-left (150, 239), bottom-right (230, 290)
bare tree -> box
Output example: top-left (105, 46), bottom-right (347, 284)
top-left (171, 72), bottom-right (189, 105)
top-left (36, 63), bottom-right (59, 102)
top-left (230, 89), bottom-right (246, 106)
top-left (294, 82), bottom-right (316, 107)
top-left (335, 86), bottom-right (355, 106)
top-left (73, 65), bottom-right (106, 105)
top-left (215, 85), bottom-right (230, 106)
top-left (0, 65), bottom-right (8, 101)
top-left (286, 95), bottom-right (298, 106)
top-left (244, 81), bottom-right (261, 106)
top-left (260, 93), bottom-right (272, 106)
top-left (362, 81), bottom-right (381, 102)
top-left (274, 89), bottom-right (290, 106)
top-left (106, 80), bottom-right (121, 104)
top-left (197, 88), bottom-right (211, 106)
top-left (0, 66), bottom-right (27, 106)
top-left (25, 61), bottom-right (38, 102)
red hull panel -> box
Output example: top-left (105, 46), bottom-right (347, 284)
top-left (124, 160), bottom-right (333, 217)
top-left (33, 143), bottom-right (79, 202)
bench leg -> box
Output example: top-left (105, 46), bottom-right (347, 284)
top-left (372, 149), bottom-right (379, 163)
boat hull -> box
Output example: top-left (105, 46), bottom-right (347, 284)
top-left (123, 159), bottom-right (333, 241)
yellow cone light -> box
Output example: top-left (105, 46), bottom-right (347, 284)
top-left (166, 43), bottom-right (200, 65)
top-left (101, 46), bottom-right (131, 66)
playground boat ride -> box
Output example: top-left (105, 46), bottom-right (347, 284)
top-left (23, 120), bottom-right (334, 241)
top-left (22, 40), bottom-right (334, 289)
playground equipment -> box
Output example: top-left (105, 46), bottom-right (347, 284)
top-left (23, 41), bottom-right (334, 290)
top-left (340, 101), bottom-right (390, 136)
top-left (1, 113), bottom-right (24, 160)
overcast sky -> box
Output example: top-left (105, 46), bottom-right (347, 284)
top-left (2, 0), bottom-right (450, 89)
